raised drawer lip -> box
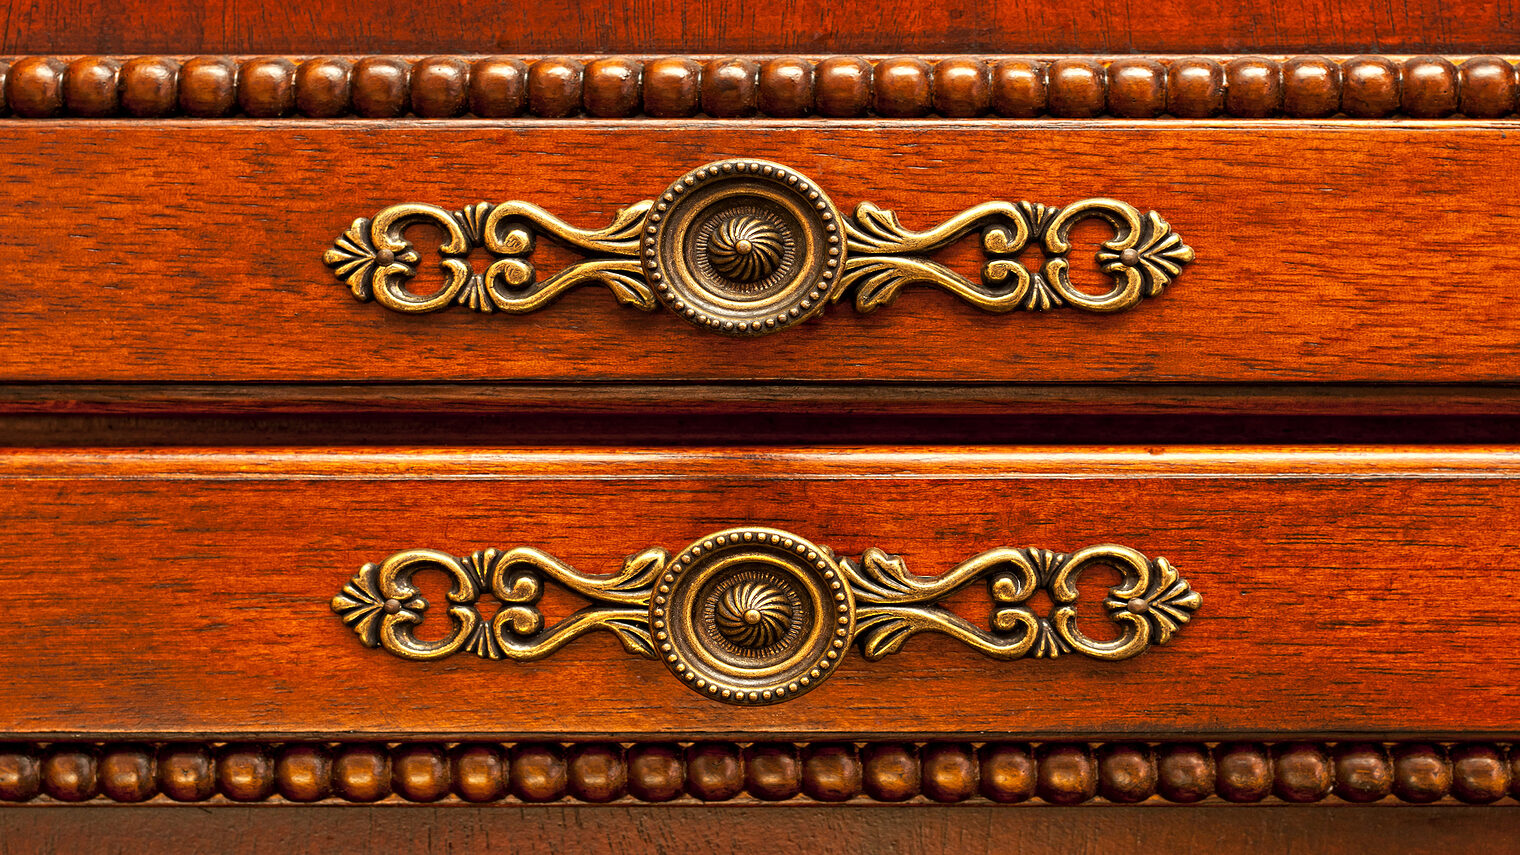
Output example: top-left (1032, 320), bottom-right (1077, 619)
top-left (2, 445), bottom-right (1520, 479)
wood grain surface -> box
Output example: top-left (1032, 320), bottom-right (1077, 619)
top-left (5, 805), bottom-right (1520, 855)
top-left (0, 0), bottom-right (1515, 55)
top-left (2, 446), bottom-right (1515, 739)
top-left (0, 121), bottom-right (1518, 395)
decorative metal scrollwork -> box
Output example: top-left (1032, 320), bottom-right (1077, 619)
top-left (325, 159), bottom-right (1194, 337)
top-left (333, 527), bottom-right (1201, 705)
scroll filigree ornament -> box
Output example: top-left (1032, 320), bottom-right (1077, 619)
top-left (325, 159), bottom-right (1194, 336)
top-left (333, 528), bottom-right (1201, 706)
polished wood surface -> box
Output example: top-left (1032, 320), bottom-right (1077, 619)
top-left (4, 0), bottom-right (1518, 846)
top-left (0, 123), bottom-right (1517, 393)
top-left (2, 446), bottom-right (1515, 738)
top-left (5, 805), bottom-right (1519, 855)
top-left (1, 1), bottom-right (1515, 55)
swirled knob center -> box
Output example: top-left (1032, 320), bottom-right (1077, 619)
top-left (713, 576), bottom-right (794, 649)
top-left (707, 214), bottom-right (786, 282)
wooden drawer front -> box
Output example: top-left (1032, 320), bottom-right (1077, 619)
top-left (1, 121), bottom-right (1518, 396)
top-left (1, 446), bottom-right (1515, 739)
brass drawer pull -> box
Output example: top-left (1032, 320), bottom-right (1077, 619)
top-left (332, 527), bottom-right (1200, 706)
top-left (325, 159), bottom-right (1194, 337)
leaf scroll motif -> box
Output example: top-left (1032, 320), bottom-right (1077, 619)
top-left (840, 197), bottom-right (1191, 315)
top-left (332, 545), bottom-right (659, 663)
top-left (844, 544), bottom-right (1199, 662)
top-left (323, 199), bottom-right (656, 317)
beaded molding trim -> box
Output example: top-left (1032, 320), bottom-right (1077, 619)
top-left (1, 55), bottom-right (1517, 119)
top-left (1, 742), bottom-right (1515, 806)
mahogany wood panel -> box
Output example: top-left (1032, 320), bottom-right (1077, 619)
top-left (6, 806), bottom-right (1520, 855)
top-left (1, 447), bottom-right (1516, 739)
top-left (1, 122), bottom-right (1519, 392)
top-left (1, 1), bottom-right (1515, 56)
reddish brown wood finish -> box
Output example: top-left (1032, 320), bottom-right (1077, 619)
top-left (3, 805), bottom-right (1518, 854)
top-left (1, 1), bottom-right (1516, 55)
top-left (0, 447), bottom-right (1515, 739)
top-left (0, 122), bottom-right (1516, 392)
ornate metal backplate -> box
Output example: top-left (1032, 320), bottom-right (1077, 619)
top-left (325, 159), bottom-right (1194, 336)
top-left (332, 527), bottom-right (1202, 706)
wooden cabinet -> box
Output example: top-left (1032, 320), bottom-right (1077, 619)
top-left (1, 2), bottom-right (1518, 852)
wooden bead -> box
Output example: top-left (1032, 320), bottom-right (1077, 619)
top-left (979, 743), bottom-right (1036, 803)
top-left (566, 743), bottom-right (626, 803)
top-left (921, 743), bottom-right (977, 803)
top-left (1282, 56), bottom-right (1342, 118)
top-left (1403, 55), bottom-right (1460, 118)
top-left (1342, 55), bottom-right (1401, 118)
top-left (1096, 744), bottom-right (1156, 803)
top-left (932, 58), bottom-right (990, 118)
top-left (1225, 56), bottom-right (1283, 117)
top-left (1450, 744), bottom-right (1511, 804)
top-left (744, 743), bottom-right (801, 801)
top-left (0, 746), bottom-right (40, 801)
top-left (1332, 743), bottom-right (1392, 803)
top-left (1511, 747), bottom-right (1520, 800)
top-left (0, 62), bottom-right (8, 116)
top-left (1273, 742), bottom-right (1331, 803)
top-left (411, 56), bottom-right (470, 118)
top-left (643, 58), bottom-right (701, 118)
top-left (352, 57), bottom-right (411, 119)
top-left (469, 58), bottom-right (526, 118)
top-left (64, 56), bottom-right (120, 118)
top-left (42, 746), bottom-right (99, 802)
top-left (217, 744), bottom-right (276, 802)
top-left (178, 56), bottom-right (237, 118)
top-left (861, 743), bottom-right (919, 802)
top-left (1036, 744), bottom-right (1096, 805)
top-left (276, 744), bottom-right (333, 803)
top-left (332, 744), bottom-right (391, 803)
top-left (1106, 58), bottom-right (1166, 118)
top-left (1215, 743), bottom-right (1272, 803)
top-left (758, 57), bottom-right (813, 118)
top-left (702, 58), bottom-right (759, 118)
top-left (122, 57), bottom-right (179, 117)
top-left (295, 57), bottom-right (351, 118)
top-left (98, 745), bottom-right (156, 803)
top-left (815, 56), bottom-right (872, 118)
top-left (510, 743), bottom-right (566, 802)
top-left (7, 56), bottom-right (66, 118)
top-left (237, 57), bottom-right (295, 118)
top-left (627, 744), bottom-right (684, 802)
top-left (685, 742), bottom-right (743, 801)
top-left (583, 57), bottom-right (642, 118)
top-left (1156, 743), bottom-right (1215, 803)
top-left (873, 57), bottom-right (933, 118)
top-left (450, 744), bottom-right (507, 803)
top-left (1392, 743), bottom-right (1451, 803)
top-left (1459, 57), bottom-right (1518, 118)
top-left (1048, 58), bottom-right (1106, 118)
top-left (156, 745), bottom-right (215, 802)
top-left (1167, 57), bottom-right (1225, 118)
top-left (802, 743), bottom-right (861, 802)
top-left (392, 744), bottom-right (451, 802)
top-left (990, 59), bottom-right (1046, 118)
